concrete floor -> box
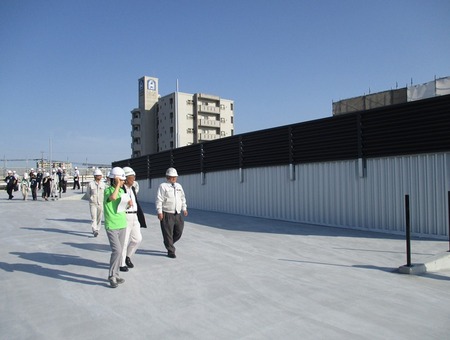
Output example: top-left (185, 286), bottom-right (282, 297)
top-left (1, 189), bottom-right (450, 339)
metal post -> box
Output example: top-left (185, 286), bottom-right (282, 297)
top-left (405, 195), bottom-right (411, 267)
top-left (448, 191), bottom-right (450, 252)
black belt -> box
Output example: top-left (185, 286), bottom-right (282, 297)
top-left (125, 211), bottom-right (137, 214)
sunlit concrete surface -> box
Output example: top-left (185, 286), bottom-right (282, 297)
top-left (1, 189), bottom-right (450, 339)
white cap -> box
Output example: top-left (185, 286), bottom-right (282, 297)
top-left (108, 167), bottom-right (126, 180)
top-left (166, 167), bottom-right (178, 177)
top-left (123, 166), bottom-right (136, 177)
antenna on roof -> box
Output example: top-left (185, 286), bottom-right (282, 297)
top-left (176, 79), bottom-right (179, 92)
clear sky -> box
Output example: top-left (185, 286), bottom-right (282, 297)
top-left (1, 0), bottom-right (449, 167)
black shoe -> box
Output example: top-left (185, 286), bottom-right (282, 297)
top-left (125, 256), bottom-right (134, 268)
top-left (93, 231), bottom-right (99, 237)
top-left (119, 266), bottom-right (129, 272)
top-left (168, 252), bottom-right (176, 258)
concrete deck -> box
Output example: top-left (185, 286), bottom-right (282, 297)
top-left (1, 189), bottom-right (450, 339)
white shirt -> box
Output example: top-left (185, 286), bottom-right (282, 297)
top-left (86, 180), bottom-right (106, 205)
top-left (155, 182), bottom-right (187, 214)
top-left (124, 184), bottom-right (137, 212)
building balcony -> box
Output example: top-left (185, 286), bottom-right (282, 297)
top-left (198, 105), bottom-right (220, 114)
top-left (131, 130), bottom-right (141, 138)
top-left (198, 119), bottom-right (221, 128)
top-left (198, 133), bottom-right (220, 141)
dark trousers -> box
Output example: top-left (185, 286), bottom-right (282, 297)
top-left (73, 179), bottom-right (80, 189)
top-left (160, 212), bottom-right (184, 254)
top-left (31, 186), bottom-right (37, 200)
top-left (6, 186), bottom-right (14, 199)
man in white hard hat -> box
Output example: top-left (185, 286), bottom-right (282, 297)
top-left (155, 167), bottom-right (188, 258)
top-left (4, 170), bottom-right (17, 200)
top-left (86, 168), bottom-right (106, 237)
top-left (119, 166), bottom-right (144, 271)
top-left (104, 167), bottom-right (129, 288)
top-left (72, 166), bottom-right (80, 190)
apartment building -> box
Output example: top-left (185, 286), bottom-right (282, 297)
top-left (131, 76), bottom-right (234, 157)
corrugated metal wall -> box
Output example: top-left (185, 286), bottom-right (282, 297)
top-left (140, 152), bottom-right (450, 239)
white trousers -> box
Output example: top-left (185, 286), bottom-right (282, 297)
top-left (89, 203), bottom-right (103, 233)
top-left (122, 213), bottom-right (142, 266)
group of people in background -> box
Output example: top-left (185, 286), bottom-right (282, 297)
top-left (88, 166), bottom-right (188, 288)
top-left (3, 167), bottom-right (80, 201)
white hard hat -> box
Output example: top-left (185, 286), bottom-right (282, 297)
top-left (93, 169), bottom-right (103, 176)
top-left (45, 172), bottom-right (50, 177)
top-left (75, 167), bottom-right (78, 170)
top-left (166, 167), bottom-right (178, 177)
top-left (123, 166), bottom-right (136, 177)
top-left (108, 167), bottom-right (126, 180)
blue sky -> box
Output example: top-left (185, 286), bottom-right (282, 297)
top-left (1, 0), bottom-right (449, 166)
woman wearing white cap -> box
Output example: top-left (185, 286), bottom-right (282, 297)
top-left (103, 167), bottom-right (129, 288)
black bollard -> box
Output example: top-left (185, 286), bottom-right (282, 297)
top-left (448, 191), bottom-right (450, 252)
top-left (405, 195), bottom-right (411, 267)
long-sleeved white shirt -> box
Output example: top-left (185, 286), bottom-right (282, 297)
top-left (86, 180), bottom-right (106, 205)
top-left (155, 181), bottom-right (187, 214)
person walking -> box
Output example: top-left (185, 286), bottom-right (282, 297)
top-left (50, 169), bottom-right (59, 200)
top-left (42, 172), bottom-right (52, 201)
top-left (72, 167), bottom-right (80, 190)
top-left (103, 167), bottom-right (128, 288)
top-left (21, 173), bottom-right (30, 200)
top-left (119, 167), bottom-right (144, 272)
top-left (36, 168), bottom-right (43, 190)
top-left (60, 168), bottom-right (68, 193)
top-left (86, 168), bottom-right (106, 237)
top-left (30, 172), bottom-right (38, 201)
top-left (4, 170), bottom-right (17, 200)
top-left (155, 167), bottom-right (188, 258)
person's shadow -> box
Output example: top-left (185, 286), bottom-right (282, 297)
top-left (2, 251), bottom-right (110, 287)
top-left (0, 261), bottom-right (108, 287)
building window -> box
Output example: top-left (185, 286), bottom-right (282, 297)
top-left (230, 103), bottom-right (234, 111)
top-left (231, 116), bottom-right (234, 124)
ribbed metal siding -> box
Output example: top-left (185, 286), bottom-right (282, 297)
top-left (142, 152), bottom-right (449, 239)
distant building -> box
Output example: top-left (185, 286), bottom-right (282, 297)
top-left (131, 76), bottom-right (234, 157)
top-left (332, 76), bottom-right (450, 116)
